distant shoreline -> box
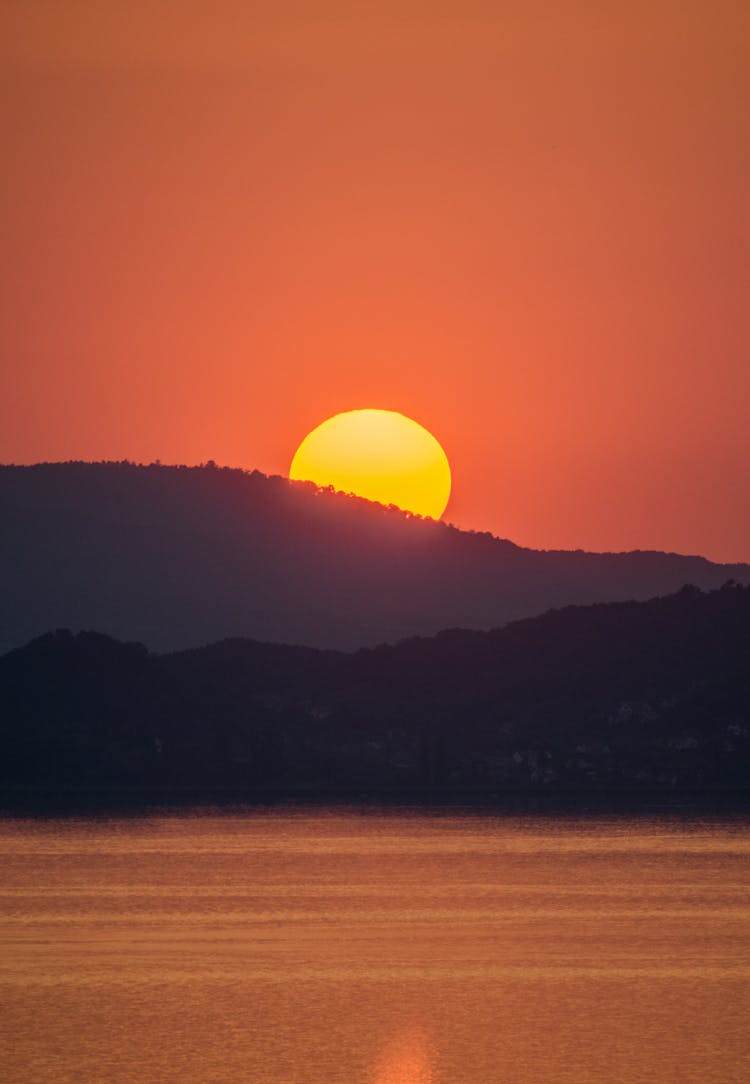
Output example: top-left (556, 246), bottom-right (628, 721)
top-left (4, 588), bottom-right (749, 811)
top-left (2, 784), bottom-right (749, 818)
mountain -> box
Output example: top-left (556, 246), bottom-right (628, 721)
top-left (1, 584), bottom-right (749, 804)
top-left (1, 461), bottom-right (748, 654)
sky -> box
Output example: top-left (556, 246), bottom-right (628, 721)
top-left (1, 1), bottom-right (748, 562)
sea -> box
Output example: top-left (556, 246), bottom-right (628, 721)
top-left (1, 809), bottom-right (748, 1083)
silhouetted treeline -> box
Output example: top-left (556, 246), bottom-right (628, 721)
top-left (1, 584), bottom-right (748, 808)
top-left (1, 461), bottom-right (747, 654)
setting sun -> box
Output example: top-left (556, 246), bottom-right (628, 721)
top-left (289, 409), bottom-right (451, 519)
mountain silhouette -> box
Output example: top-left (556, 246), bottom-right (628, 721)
top-left (1, 461), bottom-right (748, 654)
top-left (2, 584), bottom-right (748, 805)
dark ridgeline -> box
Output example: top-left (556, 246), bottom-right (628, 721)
top-left (1, 584), bottom-right (749, 807)
top-left (1, 461), bottom-right (748, 655)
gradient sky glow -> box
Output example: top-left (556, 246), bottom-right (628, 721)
top-left (2, 2), bottom-right (748, 561)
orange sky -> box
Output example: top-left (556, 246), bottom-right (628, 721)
top-left (2, 2), bottom-right (748, 562)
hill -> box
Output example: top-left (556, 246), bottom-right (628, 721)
top-left (1, 461), bottom-right (748, 653)
top-left (1, 584), bottom-right (748, 805)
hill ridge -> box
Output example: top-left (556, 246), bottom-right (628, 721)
top-left (1, 461), bottom-right (747, 654)
top-left (2, 583), bottom-right (749, 806)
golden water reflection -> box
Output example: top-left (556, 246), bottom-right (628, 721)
top-left (371, 1027), bottom-right (434, 1084)
top-left (1, 811), bottom-right (749, 1083)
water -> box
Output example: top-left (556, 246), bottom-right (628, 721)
top-left (1, 810), bottom-right (749, 1082)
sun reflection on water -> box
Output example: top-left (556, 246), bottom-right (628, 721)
top-left (371, 1027), bottom-right (435, 1084)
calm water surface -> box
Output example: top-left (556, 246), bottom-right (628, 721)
top-left (1, 809), bottom-right (749, 1083)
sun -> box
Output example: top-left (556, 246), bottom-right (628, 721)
top-left (289, 409), bottom-right (451, 519)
